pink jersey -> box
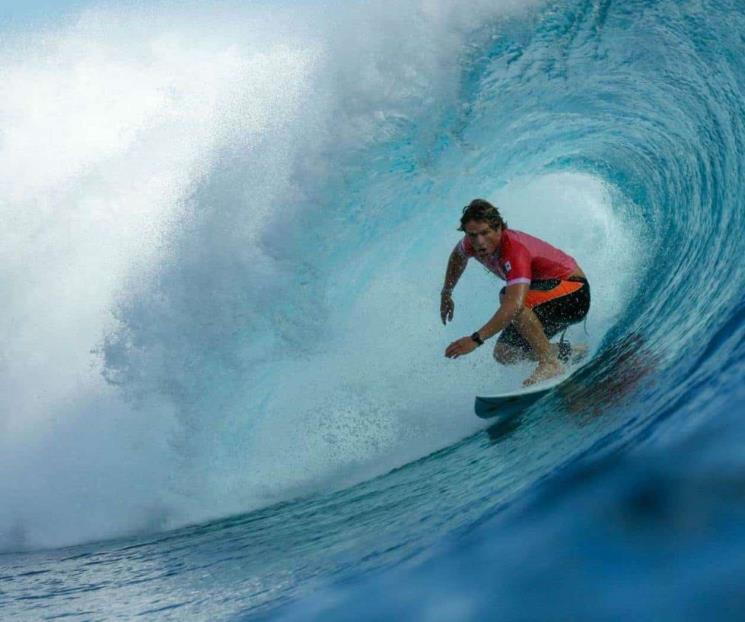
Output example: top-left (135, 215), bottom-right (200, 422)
top-left (457, 229), bottom-right (578, 286)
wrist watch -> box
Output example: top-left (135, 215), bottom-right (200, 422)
top-left (470, 331), bottom-right (484, 346)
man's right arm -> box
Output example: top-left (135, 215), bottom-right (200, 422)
top-left (441, 248), bottom-right (468, 324)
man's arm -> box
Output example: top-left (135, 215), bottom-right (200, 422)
top-left (475, 283), bottom-right (528, 340)
top-left (444, 283), bottom-right (528, 358)
top-left (441, 248), bottom-right (468, 324)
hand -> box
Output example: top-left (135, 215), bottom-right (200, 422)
top-left (440, 292), bottom-right (454, 324)
top-left (445, 336), bottom-right (478, 358)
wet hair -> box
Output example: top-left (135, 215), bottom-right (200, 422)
top-left (458, 199), bottom-right (508, 231)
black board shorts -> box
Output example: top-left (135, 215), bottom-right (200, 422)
top-left (497, 277), bottom-right (591, 353)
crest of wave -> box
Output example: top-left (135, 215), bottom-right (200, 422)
top-left (0, 0), bottom-right (546, 551)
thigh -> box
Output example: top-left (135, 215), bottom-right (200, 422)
top-left (496, 323), bottom-right (532, 353)
top-left (533, 281), bottom-right (591, 338)
top-left (496, 280), bottom-right (591, 348)
top-left (497, 281), bottom-right (564, 350)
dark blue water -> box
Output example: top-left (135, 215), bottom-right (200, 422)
top-left (2, 0), bottom-right (745, 619)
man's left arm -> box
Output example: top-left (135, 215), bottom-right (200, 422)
top-left (476, 283), bottom-right (528, 340)
top-left (444, 284), bottom-right (528, 358)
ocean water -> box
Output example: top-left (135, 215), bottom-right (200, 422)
top-left (1, 0), bottom-right (744, 619)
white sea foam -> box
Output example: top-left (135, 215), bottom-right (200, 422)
top-left (0, 0), bottom-right (649, 551)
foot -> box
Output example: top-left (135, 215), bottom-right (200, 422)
top-left (569, 343), bottom-right (589, 363)
top-left (523, 359), bottom-right (565, 386)
top-left (553, 342), bottom-right (589, 364)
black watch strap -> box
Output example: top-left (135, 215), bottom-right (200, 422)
top-left (471, 331), bottom-right (484, 346)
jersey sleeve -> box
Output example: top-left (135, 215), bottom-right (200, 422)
top-left (455, 236), bottom-right (475, 258)
top-left (502, 240), bottom-right (532, 286)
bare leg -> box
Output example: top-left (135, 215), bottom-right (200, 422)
top-left (493, 290), bottom-right (535, 365)
top-left (493, 290), bottom-right (531, 365)
top-left (493, 342), bottom-right (532, 365)
top-left (512, 306), bottom-right (564, 385)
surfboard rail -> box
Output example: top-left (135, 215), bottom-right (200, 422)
top-left (474, 389), bottom-right (550, 419)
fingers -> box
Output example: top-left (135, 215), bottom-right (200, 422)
top-left (445, 339), bottom-right (464, 358)
top-left (440, 299), bottom-right (454, 325)
top-left (446, 335), bottom-right (478, 359)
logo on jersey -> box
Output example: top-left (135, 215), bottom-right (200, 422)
top-left (502, 261), bottom-right (512, 273)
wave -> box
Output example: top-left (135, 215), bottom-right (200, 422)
top-left (0, 0), bottom-right (563, 551)
top-left (2, 0), bottom-right (742, 573)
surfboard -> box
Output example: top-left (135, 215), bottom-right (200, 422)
top-left (475, 345), bottom-right (591, 419)
top-left (474, 377), bottom-right (564, 419)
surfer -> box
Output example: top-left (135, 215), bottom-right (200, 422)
top-left (441, 199), bottom-right (590, 385)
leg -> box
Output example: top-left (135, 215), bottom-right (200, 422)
top-left (493, 288), bottom-right (534, 365)
top-left (493, 321), bottom-right (566, 367)
top-left (493, 341), bottom-right (532, 365)
top-left (512, 306), bottom-right (565, 385)
top-left (494, 324), bottom-right (567, 364)
top-left (515, 278), bottom-right (592, 384)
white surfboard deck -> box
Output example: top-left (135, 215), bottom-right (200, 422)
top-left (474, 359), bottom-right (587, 419)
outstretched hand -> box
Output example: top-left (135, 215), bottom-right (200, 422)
top-left (445, 336), bottom-right (478, 359)
top-left (440, 293), bottom-right (454, 324)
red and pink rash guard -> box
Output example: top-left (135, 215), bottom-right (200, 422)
top-left (456, 229), bottom-right (578, 286)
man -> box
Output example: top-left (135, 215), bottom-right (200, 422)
top-left (442, 199), bottom-right (590, 385)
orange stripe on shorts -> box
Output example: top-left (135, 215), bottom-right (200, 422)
top-left (524, 280), bottom-right (584, 309)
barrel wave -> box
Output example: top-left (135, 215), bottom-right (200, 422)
top-left (2, 0), bottom-right (744, 620)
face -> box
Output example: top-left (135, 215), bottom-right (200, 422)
top-left (464, 220), bottom-right (502, 257)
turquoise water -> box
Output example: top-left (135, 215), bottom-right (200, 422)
top-left (2, 0), bottom-right (745, 619)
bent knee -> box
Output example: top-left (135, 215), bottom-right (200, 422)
top-left (493, 343), bottom-right (519, 365)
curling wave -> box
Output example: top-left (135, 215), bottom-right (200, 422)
top-left (2, 0), bottom-right (745, 619)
